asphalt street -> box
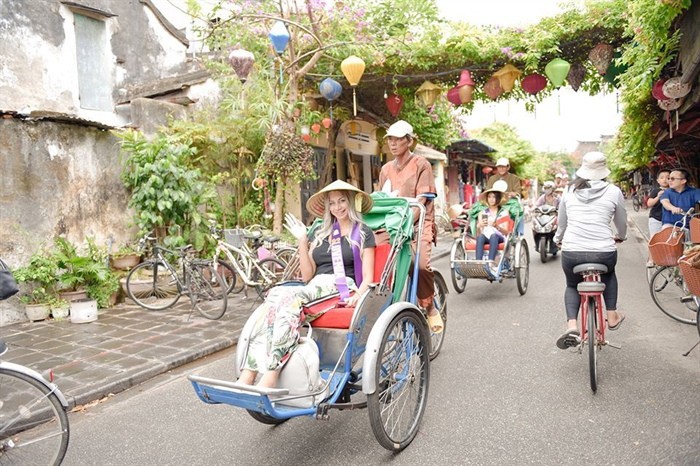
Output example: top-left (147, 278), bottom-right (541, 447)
top-left (61, 223), bottom-right (700, 465)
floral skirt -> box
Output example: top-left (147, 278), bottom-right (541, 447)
top-left (240, 274), bottom-right (355, 373)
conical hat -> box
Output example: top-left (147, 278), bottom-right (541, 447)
top-left (306, 180), bottom-right (373, 218)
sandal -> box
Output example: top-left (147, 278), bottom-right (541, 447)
top-left (607, 313), bottom-right (626, 331)
top-left (427, 312), bottom-right (444, 334)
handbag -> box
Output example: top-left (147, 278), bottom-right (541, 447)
top-left (0, 268), bottom-right (19, 301)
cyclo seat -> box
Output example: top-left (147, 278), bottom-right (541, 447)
top-left (463, 216), bottom-right (515, 252)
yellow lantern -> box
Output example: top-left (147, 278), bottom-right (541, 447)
top-left (415, 81), bottom-right (441, 107)
top-left (340, 55), bottom-right (365, 116)
top-left (493, 64), bottom-right (522, 93)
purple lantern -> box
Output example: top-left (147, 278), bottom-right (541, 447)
top-left (228, 46), bottom-right (255, 83)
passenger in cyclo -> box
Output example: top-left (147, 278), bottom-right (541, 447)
top-left (237, 180), bottom-right (376, 388)
top-left (553, 152), bottom-right (627, 350)
top-left (467, 179), bottom-right (522, 278)
top-left (379, 120), bottom-right (443, 333)
top-left (535, 181), bottom-right (560, 208)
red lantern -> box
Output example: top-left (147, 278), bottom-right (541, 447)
top-left (311, 123), bottom-right (321, 134)
top-left (446, 87), bottom-right (462, 106)
top-left (321, 117), bottom-right (332, 129)
top-left (385, 93), bottom-right (404, 117)
top-left (301, 133), bottom-right (311, 142)
top-left (521, 74), bottom-right (547, 95)
top-left (652, 79), bottom-right (669, 101)
top-left (482, 166), bottom-right (493, 174)
top-left (483, 77), bottom-right (503, 100)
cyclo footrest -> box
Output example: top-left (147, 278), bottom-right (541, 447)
top-left (316, 403), bottom-right (330, 420)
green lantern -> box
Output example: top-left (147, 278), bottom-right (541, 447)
top-left (544, 58), bottom-right (570, 88)
top-left (603, 51), bottom-right (627, 87)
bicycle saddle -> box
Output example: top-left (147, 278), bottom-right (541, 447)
top-left (573, 263), bottom-right (608, 274)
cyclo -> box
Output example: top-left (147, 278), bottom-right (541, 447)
top-left (448, 194), bottom-right (530, 295)
top-left (189, 193), bottom-right (448, 451)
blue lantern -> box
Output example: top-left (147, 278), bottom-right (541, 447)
top-left (319, 78), bottom-right (342, 102)
top-left (268, 21), bottom-right (290, 55)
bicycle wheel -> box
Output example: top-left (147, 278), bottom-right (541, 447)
top-left (449, 239), bottom-right (467, 293)
top-left (274, 247), bottom-right (296, 266)
top-left (275, 248), bottom-right (302, 281)
top-left (367, 309), bottom-right (430, 452)
top-left (587, 297), bottom-right (598, 393)
top-left (633, 196), bottom-right (640, 212)
top-left (429, 272), bottom-right (448, 361)
top-left (649, 266), bottom-right (698, 325)
top-left (0, 367), bottom-right (70, 466)
top-left (187, 263), bottom-right (228, 320)
top-left (250, 257), bottom-right (286, 298)
top-left (515, 238), bottom-right (530, 295)
top-left (126, 261), bottom-right (181, 310)
top-left (212, 260), bottom-right (240, 295)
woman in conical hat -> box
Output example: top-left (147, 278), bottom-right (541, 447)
top-left (238, 180), bottom-right (375, 389)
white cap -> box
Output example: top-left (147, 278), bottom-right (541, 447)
top-left (495, 157), bottom-right (509, 167)
top-left (385, 120), bottom-right (414, 138)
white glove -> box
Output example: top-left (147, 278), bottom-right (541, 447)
top-left (284, 213), bottom-right (307, 241)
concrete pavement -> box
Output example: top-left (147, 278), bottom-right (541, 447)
top-left (0, 236), bottom-right (455, 409)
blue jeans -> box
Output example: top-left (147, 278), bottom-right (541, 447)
top-left (561, 251), bottom-right (618, 320)
top-left (476, 234), bottom-right (504, 261)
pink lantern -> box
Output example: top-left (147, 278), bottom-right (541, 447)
top-left (447, 87), bottom-right (462, 106)
top-left (588, 43), bottom-right (614, 75)
top-left (652, 79), bottom-right (670, 101)
top-left (567, 63), bottom-right (586, 92)
top-left (311, 123), bottom-right (321, 134)
top-left (484, 77), bottom-right (503, 100)
top-left (521, 73), bottom-right (547, 95)
top-left (456, 70), bottom-right (475, 104)
top-left (385, 93), bottom-right (404, 117)
top-left (321, 117), bottom-right (332, 129)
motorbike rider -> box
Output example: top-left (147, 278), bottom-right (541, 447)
top-left (535, 181), bottom-right (560, 208)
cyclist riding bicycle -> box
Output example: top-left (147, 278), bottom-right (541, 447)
top-left (553, 152), bottom-right (627, 349)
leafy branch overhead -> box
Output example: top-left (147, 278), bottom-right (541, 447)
top-left (257, 123), bottom-right (315, 184)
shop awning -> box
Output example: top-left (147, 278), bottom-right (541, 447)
top-left (413, 144), bottom-right (447, 162)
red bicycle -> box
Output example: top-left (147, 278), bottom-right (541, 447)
top-left (574, 262), bottom-right (621, 393)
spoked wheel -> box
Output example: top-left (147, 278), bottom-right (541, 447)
top-left (213, 260), bottom-right (239, 295)
top-left (0, 368), bottom-right (70, 466)
top-left (649, 266), bottom-right (698, 325)
top-left (126, 261), bottom-right (181, 310)
top-left (587, 297), bottom-right (598, 393)
top-left (429, 272), bottom-right (448, 360)
top-left (539, 237), bottom-right (548, 263)
top-left (251, 257), bottom-right (287, 299)
top-left (188, 262), bottom-right (228, 320)
top-left (246, 409), bottom-right (287, 425)
top-left (515, 238), bottom-right (530, 295)
top-left (368, 309), bottom-right (430, 452)
top-left (632, 196), bottom-right (641, 212)
top-left (449, 239), bottom-right (467, 293)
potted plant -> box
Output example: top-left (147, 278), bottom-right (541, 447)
top-left (49, 296), bottom-right (70, 321)
top-left (109, 242), bottom-right (142, 271)
top-left (13, 251), bottom-right (60, 322)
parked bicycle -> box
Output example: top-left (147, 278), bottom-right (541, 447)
top-left (0, 259), bottom-right (70, 465)
top-left (125, 235), bottom-right (228, 319)
top-left (632, 188), bottom-right (649, 212)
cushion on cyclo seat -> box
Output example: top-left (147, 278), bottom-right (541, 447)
top-left (308, 243), bottom-right (391, 329)
top-left (463, 216), bottom-right (514, 252)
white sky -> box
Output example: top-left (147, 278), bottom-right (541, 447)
top-left (434, 0), bottom-right (622, 152)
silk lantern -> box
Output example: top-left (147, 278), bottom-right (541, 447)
top-left (521, 74), bottom-right (547, 95)
top-left (228, 46), bottom-right (255, 83)
top-left (567, 63), bottom-right (586, 92)
top-left (651, 79), bottom-right (669, 101)
top-left (588, 43), bottom-right (614, 76)
top-left (385, 93), bottom-right (404, 116)
top-left (603, 51), bottom-right (627, 87)
top-left (662, 77), bottom-right (691, 99)
top-left (483, 77), bottom-right (503, 100)
top-left (493, 64), bottom-right (522, 93)
top-left (321, 117), bottom-right (332, 129)
top-left (319, 77), bottom-right (343, 121)
top-left (446, 87), bottom-right (462, 106)
top-left (456, 70), bottom-right (475, 104)
top-left (340, 55), bottom-right (365, 116)
top-left (415, 81), bottom-right (441, 107)
top-left (544, 58), bottom-right (570, 88)
top-left (268, 21), bottom-right (290, 55)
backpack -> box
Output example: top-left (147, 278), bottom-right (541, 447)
top-left (275, 337), bottom-right (329, 408)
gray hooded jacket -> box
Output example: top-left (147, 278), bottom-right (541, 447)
top-left (553, 180), bottom-right (627, 252)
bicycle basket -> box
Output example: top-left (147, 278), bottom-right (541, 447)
top-left (690, 217), bottom-right (700, 244)
top-left (678, 258), bottom-right (700, 296)
top-left (648, 227), bottom-right (684, 266)
top-left (224, 229), bottom-right (246, 248)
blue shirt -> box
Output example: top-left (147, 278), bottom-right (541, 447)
top-left (660, 186), bottom-right (700, 225)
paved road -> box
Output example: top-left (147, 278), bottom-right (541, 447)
top-left (61, 223), bottom-right (699, 465)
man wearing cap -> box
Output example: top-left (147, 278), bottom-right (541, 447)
top-left (379, 120), bottom-right (443, 333)
top-left (487, 158), bottom-right (522, 199)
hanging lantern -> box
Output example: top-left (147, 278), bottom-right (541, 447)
top-left (482, 166), bottom-right (493, 174)
top-left (603, 51), bottom-right (627, 87)
top-left (521, 73), bottom-right (547, 95)
top-left (662, 77), bottom-right (691, 99)
top-left (268, 21), bottom-right (290, 55)
top-left (321, 117), bottom-right (332, 129)
top-left (483, 76), bottom-right (504, 100)
top-left (300, 125), bottom-right (311, 142)
top-left (567, 63), bottom-right (586, 92)
top-left (544, 58), bottom-right (570, 88)
top-left (415, 81), bottom-right (442, 107)
top-left (493, 64), bottom-right (522, 93)
top-left (340, 55), bottom-right (365, 116)
top-left (455, 69), bottom-right (475, 104)
top-left (652, 79), bottom-right (670, 101)
top-left (227, 46), bottom-right (255, 83)
top-left (319, 78), bottom-right (342, 102)
top-left (658, 97), bottom-right (683, 111)
top-left (588, 43), bottom-right (614, 75)
top-left (446, 87), bottom-right (462, 106)
top-left (311, 123), bottom-right (321, 134)
top-left (385, 93), bottom-right (404, 116)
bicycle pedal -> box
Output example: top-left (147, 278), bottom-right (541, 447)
top-left (605, 341), bottom-right (622, 349)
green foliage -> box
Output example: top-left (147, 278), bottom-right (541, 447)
top-left (117, 129), bottom-right (217, 249)
top-left (470, 123), bottom-right (536, 176)
top-left (396, 88), bottom-right (460, 149)
top-left (14, 251), bottom-right (60, 305)
top-left (256, 122), bottom-right (316, 184)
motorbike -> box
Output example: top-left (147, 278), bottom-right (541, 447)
top-left (532, 204), bottom-right (558, 263)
